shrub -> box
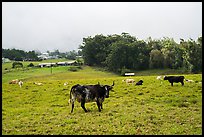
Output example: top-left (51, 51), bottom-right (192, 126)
top-left (12, 62), bottom-right (23, 68)
top-left (27, 63), bottom-right (34, 67)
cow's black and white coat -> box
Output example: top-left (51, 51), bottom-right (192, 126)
top-left (163, 76), bottom-right (185, 86)
top-left (69, 82), bottom-right (114, 113)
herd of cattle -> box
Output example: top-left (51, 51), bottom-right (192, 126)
top-left (8, 79), bottom-right (43, 87)
top-left (122, 75), bottom-right (187, 86)
top-left (8, 75), bottom-right (199, 113)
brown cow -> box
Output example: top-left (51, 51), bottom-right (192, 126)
top-left (9, 79), bottom-right (19, 84)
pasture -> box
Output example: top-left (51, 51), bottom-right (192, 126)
top-left (2, 62), bottom-right (202, 135)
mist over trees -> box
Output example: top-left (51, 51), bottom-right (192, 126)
top-left (80, 33), bottom-right (202, 74)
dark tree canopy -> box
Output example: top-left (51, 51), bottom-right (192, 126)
top-left (80, 33), bottom-right (202, 73)
top-left (2, 48), bottom-right (40, 61)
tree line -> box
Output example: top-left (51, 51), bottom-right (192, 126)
top-left (2, 33), bottom-right (202, 74)
top-left (2, 48), bottom-right (82, 61)
top-left (2, 48), bottom-right (40, 61)
top-left (80, 33), bottom-right (202, 74)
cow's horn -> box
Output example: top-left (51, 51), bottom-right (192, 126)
top-left (112, 81), bottom-right (115, 86)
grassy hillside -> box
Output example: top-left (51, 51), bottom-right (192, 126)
top-left (2, 62), bottom-right (202, 135)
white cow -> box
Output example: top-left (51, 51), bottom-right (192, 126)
top-left (34, 82), bottom-right (43, 86)
top-left (156, 76), bottom-right (163, 80)
top-left (64, 82), bottom-right (68, 86)
top-left (156, 76), bottom-right (163, 84)
top-left (18, 81), bottom-right (23, 88)
top-left (185, 79), bottom-right (194, 83)
top-left (122, 78), bottom-right (135, 84)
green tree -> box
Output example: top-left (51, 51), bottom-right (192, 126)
top-left (161, 37), bottom-right (182, 69)
top-left (2, 48), bottom-right (39, 61)
top-left (66, 50), bottom-right (78, 60)
top-left (105, 41), bottom-right (129, 72)
top-left (26, 51), bottom-right (39, 61)
top-left (149, 49), bottom-right (164, 69)
top-left (146, 37), bottom-right (163, 50)
top-left (80, 34), bottom-right (115, 66)
top-left (12, 62), bottom-right (23, 68)
top-left (180, 39), bottom-right (193, 72)
top-left (179, 37), bottom-right (202, 72)
top-left (186, 38), bottom-right (202, 72)
top-left (79, 33), bottom-right (201, 73)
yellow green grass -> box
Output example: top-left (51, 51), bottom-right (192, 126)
top-left (2, 61), bottom-right (202, 135)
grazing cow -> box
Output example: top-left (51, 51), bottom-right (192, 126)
top-left (136, 80), bottom-right (143, 85)
top-left (64, 82), bottom-right (68, 86)
top-left (164, 76), bottom-right (185, 86)
top-left (185, 79), bottom-right (194, 83)
top-left (34, 82), bottom-right (43, 86)
top-left (9, 79), bottom-right (19, 84)
top-left (156, 76), bottom-right (163, 84)
top-left (18, 81), bottom-right (23, 88)
top-left (156, 76), bottom-right (163, 80)
top-left (69, 81), bottom-right (114, 113)
top-left (122, 78), bottom-right (135, 84)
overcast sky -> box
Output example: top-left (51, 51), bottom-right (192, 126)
top-left (2, 2), bottom-right (202, 53)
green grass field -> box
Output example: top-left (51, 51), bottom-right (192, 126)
top-left (2, 60), bottom-right (202, 135)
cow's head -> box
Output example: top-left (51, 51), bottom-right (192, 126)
top-left (139, 80), bottom-right (143, 83)
top-left (102, 81), bottom-right (115, 98)
top-left (163, 76), bottom-right (168, 80)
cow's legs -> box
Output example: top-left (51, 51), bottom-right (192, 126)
top-left (81, 99), bottom-right (88, 112)
top-left (100, 103), bottom-right (103, 109)
top-left (171, 82), bottom-right (173, 86)
top-left (181, 81), bottom-right (184, 86)
top-left (96, 100), bottom-right (101, 112)
top-left (71, 103), bottom-right (74, 113)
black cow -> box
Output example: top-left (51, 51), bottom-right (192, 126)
top-left (136, 80), bottom-right (143, 85)
top-left (163, 76), bottom-right (185, 86)
top-left (69, 81), bottom-right (114, 113)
